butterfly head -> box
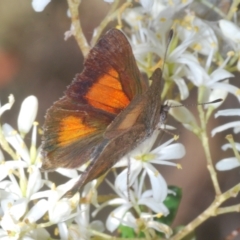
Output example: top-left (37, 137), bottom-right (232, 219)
top-left (159, 104), bottom-right (171, 125)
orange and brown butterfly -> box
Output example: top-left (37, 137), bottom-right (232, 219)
top-left (41, 28), bottom-right (167, 194)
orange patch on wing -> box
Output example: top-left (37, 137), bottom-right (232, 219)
top-left (58, 116), bottom-right (96, 146)
top-left (97, 68), bottom-right (121, 89)
top-left (84, 68), bottom-right (130, 114)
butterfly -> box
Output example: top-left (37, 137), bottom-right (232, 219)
top-left (41, 28), bottom-right (168, 194)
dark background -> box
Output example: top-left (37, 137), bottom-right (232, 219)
top-left (0, 0), bottom-right (239, 239)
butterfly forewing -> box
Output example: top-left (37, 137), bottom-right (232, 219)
top-left (42, 29), bottom-right (144, 171)
top-left (65, 29), bottom-right (144, 114)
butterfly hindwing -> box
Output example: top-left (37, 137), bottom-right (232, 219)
top-left (42, 97), bottom-right (113, 170)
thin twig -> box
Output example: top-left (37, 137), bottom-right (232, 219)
top-left (67, 0), bottom-right (90, 57)
top-left (170, 183), bottom-right (240, 240)
top-left (227, 0), bottom-right (240, 20)
top-left (198, 87), bottom-right (222, 195)
top-left (226, 135), bottom-right (240, 162)
top-left (216, 204), bottom-right (240, 215)
top-left (199, 0), bottom-right (226, 18)
top-left (117, 1), bottom-right (133, 29)
top-left (0, 127), bottom-right (18, 160)
top-left (91, 0), bottom-right (120, 46)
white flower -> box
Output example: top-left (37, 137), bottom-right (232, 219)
top-left (0, 197), bottom-right (49, 239)
top-left (0, 159), bottom-right (28, 182)
top-left (2, 98), bottom-right (40, 167)
top-left (32, 0), bottom-right (51, 12)
top-left (219, 20), bottom-right (240, 44)
top-left (150, 0), bottom-right (192, 18)
top-left (67, 182), bottom-right (104, 240)
top-left (139, 0), bottom-right (154, 11)
top-left (0, 94), bottom-right (14, 116)
top-left (124, 8), bottom-right (238, 111)
top-left (177, 14), bottom-right (218, 55)
top-left (2, 124), bottom-right (31, 163)
top-left (177, 49), bottom-right (236, 103)
top-left (219, 20), bottom-right (240, 71)
top-left (114, 130), bottom-right (185, 201)
top-left (17, 96), bottom-right (38, 137)
top-left (30, 177), bottom-right (80, 222)
top-left (56, 167), bottom-right (79, 178)
top-left (167, 100), bottom-right (199, 132)
top-left (93, 175), bottom-right (170, 234)
top-left (0, 96), bottom-right (52, 239)
top-left (215, 140), bottom-right (240, 171)
top-left (128, 22), bottom-right (219, 102)
top-left (92, 130), bottom-right (184, 236)
top-left (212, 109), bottom-right (240, 171)
top-left (0, 95), bottom-right (101, 239)
top-left (121, 212), bottom-right (173, 238)
top-left (67, 220), bottom-right (104, 240)
top-left (222, 142), bottom-right (240, 152)
top-left (212, 109), bottom-right (240, 136)
top-left (216, 158), bottom-right (240, 171)
top-left (207, 84), bottom-right (228, 109)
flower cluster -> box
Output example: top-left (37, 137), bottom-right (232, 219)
top-left (212, 109), bottom-right (240, 171)
top-left (117, 0), bottom-right (240, 177)
top-left (209, 20), bottom-right (240, 172)
top-left (0, 94), bottom-right (185, 239)
top-left (0, 96), bottom-right (105, 239)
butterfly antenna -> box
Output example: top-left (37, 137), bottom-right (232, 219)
top-left (169, 98), bottom-right (223, 108)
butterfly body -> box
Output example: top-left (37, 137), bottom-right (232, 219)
top-left (42, 28), bottom-right (163, 192)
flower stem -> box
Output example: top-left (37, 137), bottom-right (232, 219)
top-left (170, 183), bottom-right (240, 240)
top-left (91, 0), bottom-right (121, 46)
top-left (216, 203), bottom-right (240, 215)
top-left (201, 129), bottom-right (221, 195)
top-left (227, 0), bottom-right (240, 20)
top-left (67, 0), bottom-right (90, 57)
top-left (0, 127), bottom-right (18, 160)
top-left (198, 87), bottom-right (221, 196)
top-left (226, 134), bottom-right (240, 162)
top-left (199, 0), bottom-right (226, 18)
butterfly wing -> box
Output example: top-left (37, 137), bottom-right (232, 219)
top-left (42, 29), bottom-right (144, 170)
top-left (42, 97), bottom-right (113, 170)
top-left (69, 68), bottom-right (163, 193)
top-left (65, 28), bottom-right (144, 112)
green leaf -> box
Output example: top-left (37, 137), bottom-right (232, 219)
top-left (118, 224), bottom-right (146, 238)
top-left (118, 225), bottom-right (135, 238)
top-left (157, 186), bottom-right (182, 226)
